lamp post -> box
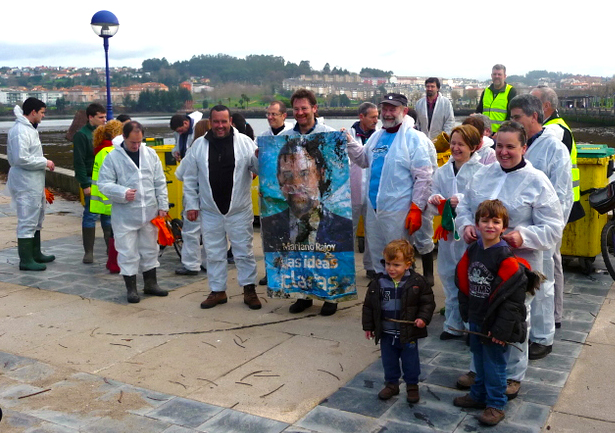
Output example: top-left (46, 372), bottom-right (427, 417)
top-left (90, 10), bottom-right (119, 119)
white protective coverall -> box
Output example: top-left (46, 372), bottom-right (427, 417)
top-left (475, 136), bottom-right (497, 165)
top-left (525, 129), bottom-right (573, 346)
top-left (414, 129), bottom-right (438, 256)
top-left (98, 144), bottom-right (169, 276)
top-left (347, 116), bottom-right (434, 273)
top-left (348, 124), bottom-right (377, 272)
top-left (175, 147), bottom-right (207, 271)
top-left (455, 160), bottom-right (564, 381)
top-left (172, 111), bottom-right (203, 158)
top-left (415, 93), bottom-right (455, 140)
top-left (428, 153), bottom-right (483, 336)
top-left (7, 105), bottom-right (49, 238)
top-left (181, 129), bottom-right (259, 292)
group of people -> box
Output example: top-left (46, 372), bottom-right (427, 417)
top-left (6, 62), bottom-right (580, 426)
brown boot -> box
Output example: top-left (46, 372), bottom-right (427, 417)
top-left (406, 384), bottom-right (419, 403)
top-left (243, 284), bottom-right (261, 310)
top-left (377, 382), bottom-right (400, 400)
top-left (477, 407), bottom-right (505, 426)
top-left (456, 371), bottom-right (476, 389)
top-left (201, 291), bottom-right (227, 309)
top-left (453, 394), bottom-right (486, 409)
top-left (505, 379), bottom-right (521, 400)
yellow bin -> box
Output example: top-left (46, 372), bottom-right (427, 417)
top-left (152, 144), bottom-right (183, 220)
top-left (561, 145), bottom-right (614, 258)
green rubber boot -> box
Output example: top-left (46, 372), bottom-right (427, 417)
top-left (18, 238), bottom-right (46, 271)
top-left (33, 231), bottom-right (55, 263)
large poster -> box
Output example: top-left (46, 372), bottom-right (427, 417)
top-left (259, 131), bottom-right (357, 303)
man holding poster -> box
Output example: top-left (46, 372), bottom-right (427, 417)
top-left (259, 88), bottom-right (356, 316)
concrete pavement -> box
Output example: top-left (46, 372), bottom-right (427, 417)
top-left (0, 183), bottom-right (614, 432)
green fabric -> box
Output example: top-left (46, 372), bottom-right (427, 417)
top-left (441, 200), bottom-right (460, 241)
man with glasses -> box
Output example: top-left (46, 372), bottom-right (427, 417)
top-left (257, 101), bottom-right (291, 286)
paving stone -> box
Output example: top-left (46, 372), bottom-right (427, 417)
top-left (145, 397), bottom-right (223, 428)
top-left (0, 383), bottom-right (48, 408)
top-left (162, 426), bottom-right (200, 433)
top-left (550, 339), bottom-right (584, 358)
top-left (514, 381), bottom-right (561, 407)
top-left (428, 351), bottom-right (473, 370)
top-left (504, 399), bottom-right (551, 429)
top-left (524, 365), bottom-right (569, 387)
top-left (320, 386), bottom-right (397, 418)
top-left (556, 320), bottom-right (593, 333)
top-left (196, 408), bottom-right (289, 433)
top-left (421, 337), bottom-right (470, 354)
top-left (422, 366), bottom-right (467, 389)
top-left (81, 413), bottom-right (172, 432)
top-left (24, 408), bottom-right (103, 431)
top-left (384, 397), bottom-right (467, 431)
top-left (295, 406), bottom-right (379, 433)
top-left (554, 328), bottom-right (588, 344)
top-left (564, 292), bottom-right (605, 305)
top-left (0, 351), bottom-right (37, 372)
top-left (454, 415), bottom-right (540, 433)
top-left (3, 361), bottom-right (58, 383)
top-left (528, 352), bottom-right (576, 372)
top-left (562, 299), bottom-right (602, 315)
top-left (373, 419), bottom-right (439, 433)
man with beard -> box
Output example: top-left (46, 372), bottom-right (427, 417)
top-left (415, 77), bottom-right (455, 140)
top-left (347, 93), bottom-right (434, 282)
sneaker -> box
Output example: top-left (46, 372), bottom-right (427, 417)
top-left (529, 342), bottom-right (552, 360)
top-left (258, 275), bottom-right (268, 286)
top-left (201, 291), bottom-right (228, 309)
top-left (453, 394), bottom-right (486, 409)
top-left (456, 371), bottom-right (476, 390)
top-left (406, 384), bottom-right (419, 403)
top-left (440, 331), bottom-right (463, 341)
top-left (175, 266), bottom-right (198, 276)
top-left (320, 302), bottom-right (337, 316)
top-left (505, 379), bottom-right (521, 400)
top-left (477, 407), bottom-right (505, 426)
top-left (289, 299), bottom-right (313, 314)
top-left (378, 382), bottom-right (400, 400)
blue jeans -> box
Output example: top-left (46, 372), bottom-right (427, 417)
top-left (469, 322), bottom-right (507, 410)
top-left (83, 194), bottom-right (111, 229)
top-left (380, 333), bottom-right (420, 385)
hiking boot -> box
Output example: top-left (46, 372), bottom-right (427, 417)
top-left (456, 371), bottom-right (476, 389)
top-left (378, 382), bottom-right (400, 400)
top-left (201, 291), bottom-right (227, 309)
top-left (529, 342), bottom-right (552, 360)
top-left (143, 268), bottom-right (168, 296)
top-left (124, 275), bottom-right (139, 303)
top-left (440, 331), bottom-right (463, 341)
top-left (82, 227), bottom-right (96, 264)
top-left (477, 407), bottom-right (505, 426)
top-left (453, 394), bottom-right (486, 409)
top-left (406, 384), bottom-right (419, 403)
top-left (289, 298), bottom-right (313, 314)
top-left (320, 302), bottom-right (337, 316)
top-left (33, 231), bottom-right (55, 263)
top-left (505, 380), bottom-right (521, 400)
top-left (18, 238), bottom-right (46, 271)
top-left (258, 275), bottom-right (268, 286)
top-left (175, 266), bottom-right (198, 276)
top-left (243, 284), bottom-right (262, 310)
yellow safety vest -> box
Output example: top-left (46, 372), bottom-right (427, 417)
top-left (90, 146), bottom-right (114, 215)
top-left (544, 116), bottom-right (580, 202)
top-left (482, 84), bottom-right (512, 132)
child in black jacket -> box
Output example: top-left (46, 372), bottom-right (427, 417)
top-left (362, 239), bottom-right (435, 404)
top-left (453, 200), bottom-right (529, 427)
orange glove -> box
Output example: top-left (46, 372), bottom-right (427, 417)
top-left (45, 188), bottom-right (54, 204)
top-left (434, 225), bottom-right (449, 242)
top-left (151, 217), bottom-right (175, 246)
top-left (404, 203), bottom-right (422, 235)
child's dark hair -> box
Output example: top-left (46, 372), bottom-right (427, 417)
top-left (383, 239), bottom-right (414, 264)
top-left (475, 199), bottom-right (509, 228)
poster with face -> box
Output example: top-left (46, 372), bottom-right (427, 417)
top-left (259, 131), bottom-right (357, 302)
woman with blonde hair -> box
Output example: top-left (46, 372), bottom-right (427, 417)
top-left (90, 119), bottom-right (124, 273)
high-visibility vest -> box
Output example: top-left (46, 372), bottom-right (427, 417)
top-left (482, 84), bottom-right (513, 132)
top-left (90, 146), bottom-right (114, 215)
top-left (544, 116), bottom-right (580, 202)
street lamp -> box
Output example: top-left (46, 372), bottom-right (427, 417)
top-left (90, 10), bottom-right (119, 119)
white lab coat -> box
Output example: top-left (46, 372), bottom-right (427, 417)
top-left (524, 128), bottom-right (573, 346)
top-left (7, 105), bottom-right (48, 238)
top-left (428, 153), bottom-right (483, 335)
top-left (98, 144), bottom-right (169, 276)
top-left (280, 119), bottom-right (336, 136)
top-left (181, 128), bottom-right (259, 291)
top-left (455, 160), bottom-right (564, 380)
top-left (415, 93), bottom-right (455, 140)
top-left (347, 116), bottom-right (434, 272)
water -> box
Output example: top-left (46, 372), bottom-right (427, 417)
top-left (1, 115), bottom-right (614, 170)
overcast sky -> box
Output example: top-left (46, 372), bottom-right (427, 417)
top-left (2, 1), bottom-right (612, 81)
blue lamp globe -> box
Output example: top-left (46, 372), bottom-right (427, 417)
top-left (91, 10), bottom-right (119, 37)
